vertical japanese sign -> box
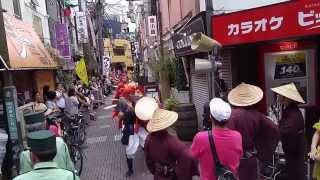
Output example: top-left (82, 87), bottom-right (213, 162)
top-left (76, 12), bottom-right (88, 43)
top-left (3, 86), bottom-right (19, 141)
top-left (55, 24), bottom-right (71, 58)
top-left (212, 1), bottom-right (320, 45)
top-left (147, 16), bottom-right (157, 37)
top-left (102, 56), bottom-right (111, 76)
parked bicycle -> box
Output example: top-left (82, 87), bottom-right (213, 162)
top-left (62, 114), bottom-right (86, 176)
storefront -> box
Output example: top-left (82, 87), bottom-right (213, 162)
top-left (172, 12), bottom-right (211, 127)
top-left (0, 13), bottom-right (57, 106)
top-left (1, 13), bottom-right (57, 105)
top-left (212, 0), bottom-right (320, 145)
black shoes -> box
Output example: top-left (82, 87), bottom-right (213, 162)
top-left (126, 158), bottom-right (133, 177)
top-left (125, 170), bottom-right (133, 177)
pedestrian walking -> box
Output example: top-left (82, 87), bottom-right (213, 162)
top-left (143, 107), bottom-right (198, 180)
top-left (271, 83), bottom-right (306, 180)
top-left (191, 98), bottom-right (243, 180)
top-left (227, 83), bottom-right (280, 180)
top-left (15, 130), bottom-right (79, 180)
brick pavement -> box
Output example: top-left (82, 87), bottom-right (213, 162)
top-left (81, 96), bottom-right (153, 180)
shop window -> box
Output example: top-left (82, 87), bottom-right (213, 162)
top-left (113, 46), bottom-right (125, 56)
top-left (13, 0), bottom-right (21, 18)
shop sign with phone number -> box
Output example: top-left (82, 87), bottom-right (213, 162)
top-left (274, 52), bottom-right (306, 79)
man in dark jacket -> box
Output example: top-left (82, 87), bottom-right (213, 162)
top-left (271, 83), bottom-right (306, 180)
top-left (141, 107), bottom-right (198, 180)
top-left (227, 83), bottom-right (280, 180)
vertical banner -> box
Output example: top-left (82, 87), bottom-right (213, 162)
top-left (76, 12), bottom-right (88, 43)
top-left (147, 16), bottom-right (157, 37)
top-left (102, 56), bottom-right (111, 77)
top-left (75, 58), bottom-right (89, 85)
top-left (55, 24), bottom-right (71, 58)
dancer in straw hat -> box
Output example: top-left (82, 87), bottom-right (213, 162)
top-left (271, 83), bottom-right (306, 180)
top-left (227, 83), bottom-right (280, 180)
top-left (141, 106), bottom-right (198, 179)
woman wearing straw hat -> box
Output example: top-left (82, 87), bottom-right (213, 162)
top-left (137, 98), bottom-right (197, 180)
top-left (227, 83), bottom-right (280, 180)
top-left (271, 83), bottom-right (306, 180)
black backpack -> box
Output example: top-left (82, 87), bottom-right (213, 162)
top-left (208, 131), bottom-right (237, 180)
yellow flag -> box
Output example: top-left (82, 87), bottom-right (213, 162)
top-left (75, 58), bottom-right (89, 86)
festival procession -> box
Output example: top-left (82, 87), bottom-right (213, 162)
top-left (2, 0), bottom-right (320, 180)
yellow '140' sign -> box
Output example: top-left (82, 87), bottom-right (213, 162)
top-left (75, 58), bottom-right (89, 85)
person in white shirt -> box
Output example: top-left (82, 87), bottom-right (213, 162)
top-left (64, 88), bottom-right (80, 119)
top-left (56, 83), bottom-right (66, 112)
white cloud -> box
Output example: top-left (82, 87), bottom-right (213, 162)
top-left (104, 0), bottom-right (137, 32)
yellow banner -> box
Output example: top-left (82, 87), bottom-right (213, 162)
top-left (75, 58), bottom-right (89, 85)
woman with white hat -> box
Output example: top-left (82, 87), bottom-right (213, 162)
top-left (136, 98), bottom-right (197, 180)
top-left (227, 83), bottom-right (280, 180)
top-left (271, 83), bottom-right (306, 180)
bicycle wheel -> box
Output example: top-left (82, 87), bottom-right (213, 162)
top-left (78, 126), bottom-right (86, 145)
top-left (72, 146), bottom-right (83, 176)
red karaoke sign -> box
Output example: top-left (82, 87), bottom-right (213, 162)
top-left (212, 1), bottom-right (320, 46)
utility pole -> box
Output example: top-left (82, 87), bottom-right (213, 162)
top-left (97, 0), bottom-right (104, 74)
top-left (157, 0), bottom-right (164, 57)
top-left (206, 0), bottom-right (215, 99)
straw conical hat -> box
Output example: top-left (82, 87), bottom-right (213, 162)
top-left (271, 83), bottom-right (305, 103)
top-left (228, 83), bottom-right (263, 107)
top-left (135, 97), bottom-right (159, 121)
top-left (147, 109), bottom-right (178, 133)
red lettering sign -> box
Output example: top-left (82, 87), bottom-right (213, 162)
top-left (212, 1), bottom-right (320, 46)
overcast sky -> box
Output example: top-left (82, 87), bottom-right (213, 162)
top-left (213, 0), bottom-right (290, 12)
top-left (103, 0), bottom-right (290, 32)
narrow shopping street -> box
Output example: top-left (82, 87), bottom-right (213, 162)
top-left (81, 95), bottom-right (152, 180)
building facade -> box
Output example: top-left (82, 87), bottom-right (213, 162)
top-left (104, 38), bottom-right (134, 71)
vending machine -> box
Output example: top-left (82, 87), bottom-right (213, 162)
top-left (264, 49), bottom-right (317, 111)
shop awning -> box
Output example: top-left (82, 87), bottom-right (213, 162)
top-left (2, 13), bottom-right (57, 70)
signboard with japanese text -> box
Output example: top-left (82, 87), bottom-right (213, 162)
top-left (273, 52), bottom-right (306, 80)
top-left (76, 12), bottom-right (88, 43)
top-left (3, 86), bottom-right (19, 141)
top-left (172, 12), bottom-right (206, 57)
top-left (212, 1), bottom-right (320, 45)
top-left (102, 56), bottom-right (111, 76)
top-left (147, 16), bottom-right (157, 37)
top-left (3, 14), bottom-right (56, 69)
